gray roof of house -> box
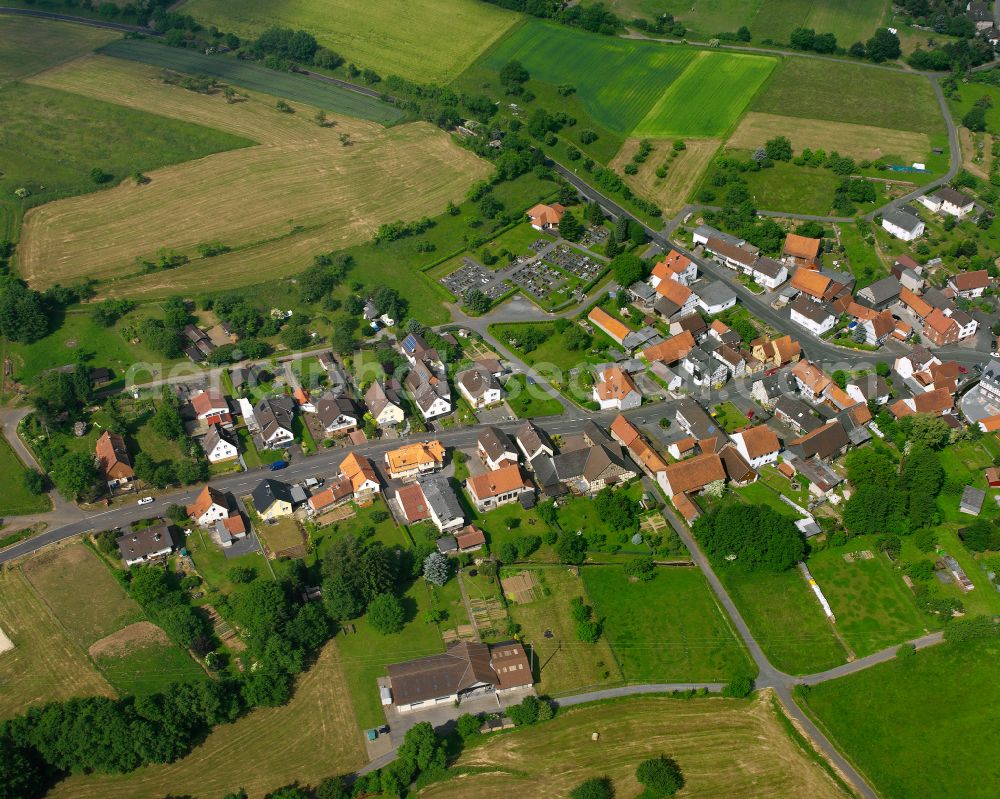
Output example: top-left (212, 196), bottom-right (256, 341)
top-left (753, 256), bottom-right (786, 280)
top-left (790, 295), bottom-right (834, 324)
top-left (696, 279), bottom-right (737, 307)
top-left (694, 225), bottom-right (743, 247)
top-left (629, 281), bottom-right (656, 302)
top-left (858, 275), bottom-right (901, 305)
top-left (774, 396), bottom-right (823, 433)
top-left (418, 476), bottom-right (464, 526)
top-left (883, 207), bottom-right (923, 233)
top-left (251, 479), bottom-right (296, 514)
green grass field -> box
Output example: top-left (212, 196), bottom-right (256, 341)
top-left (0, 16), bottom-right (117, 86)
top-left (720, 567), bottom-right (849, 675)
top-left (183, 0), bottom-right (518, 83)
top-left (949, 81), bottom-right (1000, 133)
top-left (504, 373), bottom-right (564, 418)
top-left (93, 627), bottom-right (204, 697)
top-left (0, 435), bottom-right (50, 517)
top-left (802, 638), bottom-right (1000, 798)
top-left (469, 20), bottom-right (775, 139)
top-left (99, 39), bottom-right (404, 124)
top-left (752, 57), bottom-right (945, 135)
top-left (733, 482), bottom-right (801, 518)
top-left (582, 565), bottom-right (753, 681)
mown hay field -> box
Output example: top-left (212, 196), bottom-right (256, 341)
top-left (0, 565), bottom-right (113, 721)
top-left (182, 0), bottom-right (519, 83)
top-left (419, 693), bottom-right (849, 799)
top-left (474, 20), bottom-right (776, 138)
top-left (752, 57), bottom-right (946, 135)
top-left (728, 111), bottom-right (932, 162)
top-left (0, 16), bottom-right (117, 85)
top-left (21, 56), bottom-right (492, 298)
top-left (608, 138), bottom-right (719, 214)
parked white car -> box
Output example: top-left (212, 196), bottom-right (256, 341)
top-left (137, 496), bottom-right (154, 506)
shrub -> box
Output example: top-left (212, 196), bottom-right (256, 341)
top-left (636, 754), bottom-right (684, 797)
top-left (570, 776), bottom-right (614, 799)
top-left (722, 675), bottom-right (753, 698)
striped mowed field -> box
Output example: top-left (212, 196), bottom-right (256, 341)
top-left (476, 20), bottom-right (777, 138)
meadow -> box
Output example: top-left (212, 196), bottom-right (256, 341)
top-left (183, 0), bottom-right (518, 83)
top-left (420, 693), bottom-right (848, 799)
top-left (0, 16), bottom-right (116, 86)
top-left (90, 621), bottom-right (204, 697)
top-left (468, 21), bottom-right (776, 138)
top-left (99, 38), bottom-right (403, 124)
top-left (608, 138), bottom-right (720, 215)
top-left (802, 638), bottom-right (1000, 798)
top-left (0, 435), bottom-right (51, 517)
top-left (949, 81), bottom-right (1000, 135)
top-left (47, 642), bottom-right (367, 799)
top-left (752, 58), bottom-right (945, 135)
top-left (582, 565), bottom-right (753, 681)
top-left (22, 56), bottom-right (491, 297)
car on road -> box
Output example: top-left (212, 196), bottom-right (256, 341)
top-left (137, 496), bottom-right (154, 505)
top-left (746, 410), bottom-right (755, 419)
top-left (269, 460), bottom-right (288, 471)
top-left (958, 365), bottom-right (968, 374)
top-left (764, 368), bottom-right (778, 377)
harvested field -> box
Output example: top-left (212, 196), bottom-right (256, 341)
top-left (183, 0), bottom-right (518, 83)
top-left (0, 565), bottom-right (113, 721)
top-left (419, 692), bottom-right (847, 799)
top-left (609, 138), bottom-right (719, 215)
top-left (48, 642), bottom-right (366, 799)
top-left (20, 543), bottom-right (143, 648)
top-left (87, 620), bottom-right (169, 660)
top-left (21, 56), bottom-right (491, 297)
top-left (728, 112), bottom-right (932, 163)
top-left (0, 16), bottom-right (116, 85)
top-left (91, 622), bottom-right (203, 697)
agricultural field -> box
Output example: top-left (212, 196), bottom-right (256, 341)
top-left (505, 566), bottom-right (623, 696)
top-left (720, 567), bottom-right (849, 675)
top-left (183, 0), bottom-right (519, 83)
top-left (609, 138), bottom-right (719, 215)
top-left (582, 566), bottom-right (753, 682)
top-left (728, 112), bottom-right (932, 163)
top-left (0, 435), bottom-right (50, 517)
top-left (607, 0), bottom-right (890, 47)
top-left (462, 21), bottom-right (775, 150)
top-left (47, 642), bottom-right (367, 799)
top-left (0, 16), bottom-right (116, 85)
top-left (802, 638), bottom-right (1000, 799)
top-left (0, 566), bottom-right (113, 721)
top-left (752, 58), bottom-right (946, 135)
top-left (420, 693), bottom-right (848, 799)
top-left (21, 56), bottom-right (491, 298)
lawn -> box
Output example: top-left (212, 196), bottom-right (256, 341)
top-left (91, 622), bottom-right (204, 697)
top-left (948, 80), bottom-right (1000, 135)
top-left (0, 16), bottom-right (117, 86)
top-left (47, 642), bottom-right (366, 799)
top-left (0, 434), bottom-right (50, 517)
top-left (582, 565), bottom-right (754, 681)
top-left (183, 0), bottom-right (518, 84)
top-left (422, 693), bottom-right (848, 799)
top-left (752, 57), bottom-right (946, 135)
top-left (758, 464), bottom-right (813, 508)
top-left (99, 38), bottom-right (403, 123)
top-left (336, 579), bottom-right (445, 729)
top-left (733, 481), bottom-right (801, 517)
top-left (256, 516), bottom-right (305, 557)
top-left (467, 20), bottom-right (776, 138)
top-left (505, 566), bottom-right (623, 696)
top-left (807, 538), bottom-right (935, 657)
top-left (720, 566), bottom-right (849, 675)
top-left (23, 55), bottom-right (491, 299)
top-left (466, 501), bottom-right (556, 560)
top-left (504, 373), bottom-right (564, 419)
top-left (490, 321), bottom-right (601, 374)
top-left (184, 525), bottom-right (264, 600)
top-left (837, 221), bottom-right (888, 286)
top-left (802, 637), bottom-right (1000, 799)
top-left (712, 401), bottom-right (750, 434)
top-left (20, 543), bottom-right (145, 649)
top-left (0, 566), bottom-right (113, 721)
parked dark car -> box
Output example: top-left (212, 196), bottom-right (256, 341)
top-left (269, 460), bottom-right (288, 471)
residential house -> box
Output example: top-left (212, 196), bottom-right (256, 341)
top-left (732, 425), bottom-right (781, 469)
top-left (890, 387), bottom-right (955, 418)
top-left (552, 422), bottom-right (637, 493)
top-left (250, 479), bottom-right (297, 521)
top-left (786, 455), bottom-right (843, 498)
top-left (693, 224), bottom-right (742, 247)
top-left (203, 424), bottom-right (239, 464)
top-left (117, 523), bottom-right (178, 567)
top-left (846, 375), bottom-right (891, 406)
top-left (919, 187), bottom-right (975, 218)
top-left (456, 367), bottom-right (504, 408)
top-left (418, 476), bottom-right (466, 532)
top-left (894, 345), bottom-right (940, 380)
top-left (593, 366), bottom-right (642, 410)
top-left (395, 482), bottom-right (430, 524)
top-left (186, 485), bottom-right (230, 527)
top-left (653, 278), bottom-right (698, 319)
top-left (477, 426), bottom-right (519, 471)
top-left (674, 397), bottom-right (727, 445)
top-left (695, 280), bottom-right (738, 314)
top-left (790, 267), bottom-right (831, 301)
top-left (466, 464), bottom-right (532, 512)
top-left (774, 395), bottom-right (823, 434)
top-left (923, 308), bottom-right (963, 346)
top-left (650, 250), bottom-right (697, 287)
top-left (307, 478), bottom-right (354, 514)
top-left (712, 344), bottom-right (746, 379)
top-left (708, 320), bottom-right (742, 349)
top-left (516, 420), bottom-right (555, 463)
top-left (748, 256), bottom-right (788, 290)
top-left (364, 379), bottom-right (405, 428)
top-left (385, 440), bottom-right (446, 480)
top-left (527, 202), bottom-right (566, 231)
top-left (791, 360), bottom-right (832, 401)
top-left (856, 275), bottom-right (901, 311)
top-left (720, 444), bottom-right (757, 486)
top-left (968, 0), bottom-right (993, 29)
top-left (340, 452), bottom-right (380, 501)
top-left (641, 330), bottom-right (695, 365)
top-left (979, 414), bottom-right (1000, 433)
top-left (980, 358), bottom-right (1000, 403)
top-left (751, 374), bottom-right (785, 408)
top-left (751, 335), bottom-right (801, 367)
top-left (315, 394), bottom-right (361, 436)
top-left (782, 233), bottom-right (822, 269)
top-left (861, 310), bottom-right (897, 347)
top-left (385, 640), bottom-right (532, 713)
top-left (948, 270), bottom-right (990, 298)
top-left (254, 396), bottom-right (295, 449)
top-left (680, 346), bottom-right (728, 387)
top-left (898, 287), bottom-right (933, 320)
top-left (786, 420), bottom-right (849, 461)
top-left (892, 256), bottom-right (925, 290)
top-left (190, 389), bottom-right (233, 427)
top-left (95, 430), bottom-right (133, 489)
top-left (400, 333), bottom-right (441, 368)
top-left (881, 206), bottom-right (925, 241)
top-left (789, 295), bottom-right (835, 336)
top-left (660, 452), bottom-right (726, 497)
top-left (610, 415), bottom-right (668, 481)
top-left (670, 313), bottom-right (708, 342)
top-left (216, 514), bottom-right (248, 548)
top-left (705, 237), bottom-right (759, 271)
